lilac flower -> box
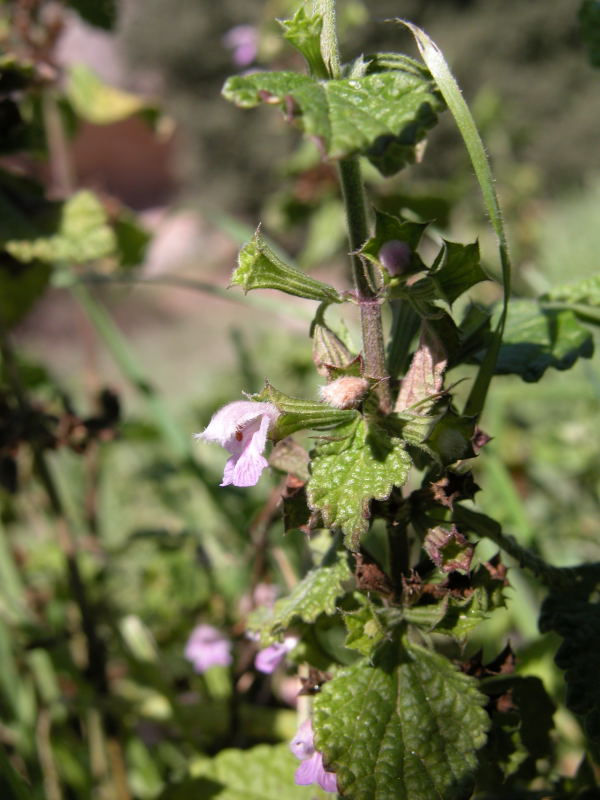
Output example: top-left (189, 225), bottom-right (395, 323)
top-left (255, 636), bottom-right (298, 674)
top-left (290, 719), bottom-right (338, 794)
top-left (196, 401), bottom-right (279, 488)
top-left (184, 624), bottom-right (232, 673)
top-left (223, 24), bottom-right (259, 67)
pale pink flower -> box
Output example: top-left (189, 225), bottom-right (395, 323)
top-left (223, 25), bottom-right (258, 67)
top-left (290, 719), bottom-right (338, 794)
top-left (255, 636), bottom-right (299, 674)
top-left (195, 401), bottom-right (279, 488)
top-left (184, 624), bottom-right (232, 673)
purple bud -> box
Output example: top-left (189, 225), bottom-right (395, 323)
top-left (377, 240), bottom-right (412, 275)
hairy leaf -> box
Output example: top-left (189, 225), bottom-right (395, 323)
top-left (232, 230), bottom-right (342, 303)
top-left (247, 551), bottom-right (352, 646)
top-left (314, 643), bottom-right (489, 799)
top-left (223, 67), bottom-right (444, 176)
top-left (307, 416), bottom-right (411, 550)
top-left (190, 743), bottom-right (329, 799)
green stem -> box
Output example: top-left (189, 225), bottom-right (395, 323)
top-left (312, 0), bottom-right (341, 78)
top-left (338, 159), bottom-right (391, 410)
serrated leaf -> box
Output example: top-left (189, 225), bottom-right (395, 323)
top-left (232, 230), bottom-right (342, 303)
top-left (314, 643), bottom-right (489, 799)
top-left (190, 744), bottom-right (329, 800)
top-left (431, 240), bottom-right (487, 304)
top-left (66, 64), bottom-right (149, 124)
top-left (256, 382), bottom-right (357, 439)
top-left (5, 190), bottom-right (116, 264)
top-left (479, 299), bottom-right (594, 382)
top-left (307, 416), bottom-right (412, 550)
top-left (434, 565), bottom-right (508, 637)
top-left (247, 551), bottom-right (352, 645)
top-left (223, 67), bottom-right (444, 176)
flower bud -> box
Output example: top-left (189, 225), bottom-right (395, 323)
top-left (378, 239), bottom-right (412, 275)
top-left (319, 377), bottom-right (369, 409)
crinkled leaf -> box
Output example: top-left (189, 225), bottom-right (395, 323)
top-left (314, 643), bottom-right (489, 799)
top-left (256, 382), bottom-right (356, 439)
top-left (307, 416), bottom-right (412, 550)
top-left (579, 0), bottom-right (600, 67)
top-left (66, 64), bottom-right (149, 124)
top-left (279, 8), bottom-right (328, 78)
top-left (479, 299), bottom-right (594, 382)
top-left (431, 240), bottom-right (487, 304)
top-left (190, 744), bottom-right (329, 800)
top-left (232, 230), bottom-right (341, 303)
top-left (5, 190), bottom-right (116, 264)
top-left (223, 67), bottom-right (444, 176)
top-left (247, 551), bottom-right (352, 646)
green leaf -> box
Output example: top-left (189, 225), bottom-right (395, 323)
top-left (487, 299), bottom-right (594, 382)
top-left (189, 744), bottom-right (329, 800)
top-left (539, 589), bottom-right (600, 756)
top-left (542, 274), bottom-right (600, 326)
top-left (66, 0), bottom-right (116, 29)
top-left (579, 0), bottom-right (600, 68)
top-left (223, 66), bottom-right (444, 176)
top-left (307, 416), bottom-right (412, 550)
top-left (247, 550), bottom-right (352, 645)
top-left (314, 643), bottom-right (489, 799)
top-left (255, 381), bottom-right (357, 439)
top-left (5, 190), bottom-right (116, 264)
top-left (476, 674), bottom-right (555, 787)
top-left (280, 8), bottom-right (328, 79)
top-left (343, 596), bottom-right (386, 656)
top-left (431, 240), bottom-right (488, 304)
top-left (434, 563), bottom-right (508, 637)
top-left (232, 230), bottom-right (342, 303)
top-left (0, 256), bottom-right (50, 328)
top-left (65, 64), bottom-right (149, 124)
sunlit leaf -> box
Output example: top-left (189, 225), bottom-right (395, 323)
top-left (314, 642), bottom-right (489, 799)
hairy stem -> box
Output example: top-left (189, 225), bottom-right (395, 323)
top-left (338, 157), bottom-right (391, 410)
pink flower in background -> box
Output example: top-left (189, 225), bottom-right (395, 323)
top-left (290, 719), bottom-right (338, 794)
top-left (184, 624), bottom-right (232, 673)
top-left (255, 636), bottom-right (299, 674)
top-left (223, 25), bottom-right (259, 67)
top-left (196, 401), bottom-right (279, 488)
